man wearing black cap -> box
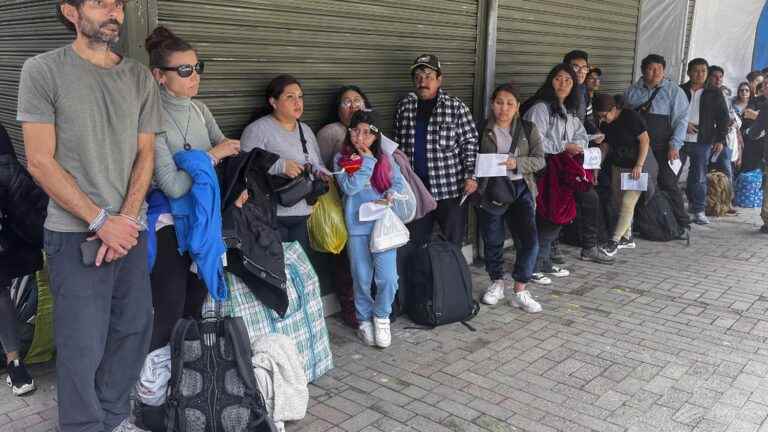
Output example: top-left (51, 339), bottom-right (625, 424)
top-left (393, 54), bottom-right (479, 246)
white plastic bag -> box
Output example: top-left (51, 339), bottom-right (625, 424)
top-left (389, 181), bottom-right (417, 223)
top-left (370, 208), bottom-right (410, 253)
top-left (136, 345), bottom-right (172, 406)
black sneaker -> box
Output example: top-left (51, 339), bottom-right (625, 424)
top-left (5, 359), bottom-right (35, 396)
top-left (551, 241), bottom-right (566, 265)
top-left (580, 247), bottom-right (614, 264)
top-left (617, 237), bottom-right (636, 249)
top-left (761, 225), bottom-right (768, 234)
top-left (600, 240), bottom-right (618, 257)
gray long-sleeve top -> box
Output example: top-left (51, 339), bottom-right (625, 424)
top-left (523, 101), bottom-right (588, 155)
top-left (154, 87), bottom-right (225, 199)
top-left (240, 114), bottom-right (323, 217)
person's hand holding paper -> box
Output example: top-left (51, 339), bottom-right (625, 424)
top-left (583, 147), bottom-right (602, 169)
top-left (621, 172), bottom-right (648, 191)
top-left (475, 153), bottom-right (509, 177)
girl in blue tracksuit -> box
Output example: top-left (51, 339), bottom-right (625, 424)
top-left (334, 111), bottom-right (406, 348)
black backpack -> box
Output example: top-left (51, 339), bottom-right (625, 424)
top-left (406, 241), bottom-right (480, 330)
top-left (166, 314), bottom-right (277, 432)
top-left (634, 191), bottom-right (686, 243)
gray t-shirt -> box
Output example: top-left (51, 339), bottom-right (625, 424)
top-left (17, 45), bottom-right (161, 232)
top-left (493, 125), bottom-right (522, 181)
top-left (241, 115), bottom-right (323, 217)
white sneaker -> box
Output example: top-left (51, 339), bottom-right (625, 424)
top-left (112, 419), bottom-right (148, 432)
top-left (530, 273), bottom-right (552, 285)
top-left (509, 290), bottom-right (543, 313)
top-left (543, 266), bottom-right (570, 277)
top-left (357, 321), bottom-right (375, 346)
top-left (373, 317), bottom-right (391, 348)
top-left (482, 280), bottom-right (506, 305)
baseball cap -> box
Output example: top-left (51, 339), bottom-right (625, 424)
top-left (411, 54), bottom-right (442, 74)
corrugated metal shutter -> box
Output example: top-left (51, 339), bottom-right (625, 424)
top-left (495, 0), bottom-right (641, 99)
top-left (682, 0), bottom-right (696, 71)
top-left (0, 1), bottom-right (73, 162)
top-left (152, 0), bottom-right (482, 138)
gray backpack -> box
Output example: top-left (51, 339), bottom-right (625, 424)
top-left (166, 314), bottom-right (277, 432)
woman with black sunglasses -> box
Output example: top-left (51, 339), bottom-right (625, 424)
top-left (142, 26), bottom-right (241, 354)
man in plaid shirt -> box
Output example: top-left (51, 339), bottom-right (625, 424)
top-left (393, 54), bottom-right (479, 246)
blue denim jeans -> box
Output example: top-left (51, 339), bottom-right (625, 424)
top-left (347, 235), bottom-right (398, 322)
top-left (681, 141), bottom-right (712, 213)
top-left (710, 146), bottom-right (734, 184)
top-left (536, 217), bottom-right (562, 273)
top-left (478, 183), bottom-right (539, 283)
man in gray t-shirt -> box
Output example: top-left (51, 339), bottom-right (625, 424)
top-left (17, 1), bottom-right (160, 431)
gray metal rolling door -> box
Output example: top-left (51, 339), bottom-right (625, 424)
top-left (495, 0), bottom-right (641, 100)
top-left (682, 0), bottom-right (696, 71)
top-left (0, 1), bottom-right (73, 161)
top-left (152, 0), bottom-right (482, 138)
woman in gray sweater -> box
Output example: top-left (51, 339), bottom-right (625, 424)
top-left (241, 75), bottom-right (326, 252)
top-left (145, 26), bottom-right (240, 352)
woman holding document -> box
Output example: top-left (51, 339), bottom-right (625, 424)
top-left (523, 64), bottom-right (592, 285)
top-left (593, 94), bottom-right (658, 256)
top-left (474, 82), bottom-right (545, 313)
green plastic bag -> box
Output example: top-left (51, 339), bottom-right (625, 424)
top-left (25, 266), bottom-right (55, 364)
top-left (308, 181), bottom-right (348, 254)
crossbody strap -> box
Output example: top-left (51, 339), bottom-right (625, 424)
top-left (638, 86), bottom-right (663, 114)
top-left (297, 121), bottom-right (309, 163)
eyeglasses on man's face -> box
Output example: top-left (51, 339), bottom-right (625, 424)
top-left (86, 0), bottom-right (126, 11)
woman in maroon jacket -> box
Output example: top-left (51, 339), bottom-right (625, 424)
top-left (523, 64), bottom-right (592, 283)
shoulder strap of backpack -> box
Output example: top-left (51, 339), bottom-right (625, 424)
top-left (224, 317), bottom-right (257, 392)
top-left (460, 301), bottom-right (480, 332)
top-left (224, 317), bottom-right (279, 431)
top-left (166, 318), bottom-right (196, 432)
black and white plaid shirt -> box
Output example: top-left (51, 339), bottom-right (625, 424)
top-left (393, 89), bottom-right (479, 201)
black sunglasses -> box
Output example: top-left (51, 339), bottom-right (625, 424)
top-left (160, 61), bottom-right (205, 78)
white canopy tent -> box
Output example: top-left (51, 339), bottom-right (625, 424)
top-left (633, 0), bottom-right (688, 85)
top-left (688, 0), bottom-right (765, 93)
top-left (634, 0), bottom-right (765, 92)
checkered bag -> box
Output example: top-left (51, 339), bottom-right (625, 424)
top-left (217, 242), bottom-right (333, 383)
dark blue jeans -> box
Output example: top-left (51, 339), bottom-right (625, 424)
top-left (710, 146), bottom-right (734, 185)
top-left (45, 230), bottom-right (152, 432)
top-left (681, 142), bottom-right (712, 213)
top-left (478, 182), bottom-right (539, 283)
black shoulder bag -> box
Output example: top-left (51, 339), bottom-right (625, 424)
top-left (271, 121), bottom-right (328, 207)
top-left (485, 121), bottom-right (526, 205)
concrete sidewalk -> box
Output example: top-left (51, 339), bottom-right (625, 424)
top-left (3, 209), bottom-right (768, 432)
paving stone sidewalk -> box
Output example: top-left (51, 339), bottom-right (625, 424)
top-left (3, 209), bottom-right (768, 432)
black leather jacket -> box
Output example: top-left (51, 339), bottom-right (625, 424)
top-left (218, 148), bottom-right (288, 317)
